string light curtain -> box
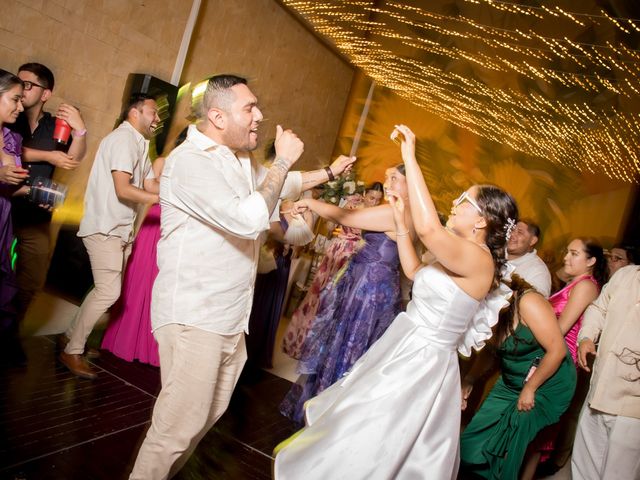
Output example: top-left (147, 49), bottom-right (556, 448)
top-left (283, 0), bottom-right (640, 183)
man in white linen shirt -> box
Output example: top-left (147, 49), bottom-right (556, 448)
top-left (507, 219), bottom-right (551, 297)
top-left (129, 74), bottom-right (355, 479)
top-left (60, 94), bottom-right (160, 380)
top-left (572, 265), bottom-right (640, 480)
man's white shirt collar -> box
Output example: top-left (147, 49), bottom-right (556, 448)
top-left (186, 124), bottom-right (218, 151)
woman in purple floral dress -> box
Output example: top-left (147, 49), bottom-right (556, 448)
top-left (280, 169), bottom-right (410, 423)
top-left (283, 185), bottom-right (385, 359)
top-left (282, 194), bottom-right (364, 359)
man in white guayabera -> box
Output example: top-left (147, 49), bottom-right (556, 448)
top-left (130, 74), bottom-right (355, 479)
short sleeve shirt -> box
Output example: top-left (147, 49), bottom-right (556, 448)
top-left (78, 121), bottom-right (154, 242)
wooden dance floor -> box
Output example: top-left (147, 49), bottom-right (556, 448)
top-left (0, 336), bottom-right (297, 479)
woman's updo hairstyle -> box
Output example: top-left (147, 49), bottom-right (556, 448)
top-left (577, 237), bottom-right (608, 287)
top-left (475, 184), bottom-right (519, 290)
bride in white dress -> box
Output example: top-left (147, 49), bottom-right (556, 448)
top-left (274, 125), bottom-right (518, 480)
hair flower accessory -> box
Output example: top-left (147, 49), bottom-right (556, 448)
top-left (504, 217), bottom-right (516, 243)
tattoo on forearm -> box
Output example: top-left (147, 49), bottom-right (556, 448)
top-left (258, 156), bottom-right (290, 215)
top-left (302, 169), bottom-right (325, 186)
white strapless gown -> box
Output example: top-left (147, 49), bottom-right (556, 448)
top-left (274, 265), bottom-right (510, 480)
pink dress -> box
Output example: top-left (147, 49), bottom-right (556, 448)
top-left (282, 226), bottom-right (362, 359)
top-left (539, 274), bottom-right (599, 459)
top-left (101, 204), bottom-right (161, 366)
top-left (549, 274), bottom-right (599, 364)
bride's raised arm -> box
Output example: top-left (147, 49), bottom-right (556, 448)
top-left (392, 125), bottom-right (492, 281)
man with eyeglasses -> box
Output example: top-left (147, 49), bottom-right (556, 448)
top-left (506, 218), bottom-right (551, 297)
top-left (9, 62), bottom-right (87, 331)
top-left (607, 244), bottom-right (637, 278)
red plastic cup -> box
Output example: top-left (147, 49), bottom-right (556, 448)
top-left (53, 118), bottom-right (71, 144)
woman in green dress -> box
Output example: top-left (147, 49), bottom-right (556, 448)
top-left (459, 274), bottom-right (577, 480)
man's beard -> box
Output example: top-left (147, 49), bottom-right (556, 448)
top-left (226, 126), bottom-right (258, 152)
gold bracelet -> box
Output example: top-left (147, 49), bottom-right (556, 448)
top-left (396, 230), bottom-right (410, 236)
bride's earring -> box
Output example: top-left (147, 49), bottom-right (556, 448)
top-left (472, 226), bottom-right (477, 235)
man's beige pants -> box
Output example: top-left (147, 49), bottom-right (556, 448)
top-left (572, 405), bottom-right (640, 479)
top-left (64, 234), bottom-right (131, 354)
top-left (129, 324), bottom-right (247, 480)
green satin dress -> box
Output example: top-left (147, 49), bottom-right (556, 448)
top-left (459, 323), bottom-right (576, 479)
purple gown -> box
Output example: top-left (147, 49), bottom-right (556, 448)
top-left (246, 247), bottom-right (292, 369)
top-left (280, 232), bottom-right (401, 423)
top-left (0, 128), bottom-right (21, 334)
top-left (246, 218), bottom-right (293, 369)
top-left (0, 196), bottom-right (16, 333)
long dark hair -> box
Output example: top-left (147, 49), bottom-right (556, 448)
top-left (495, 274), bottom-right (533, 346)
top-left (475, 185), bottom-right (519, 290)
top-left (577, 237), bottom-right (608, 287)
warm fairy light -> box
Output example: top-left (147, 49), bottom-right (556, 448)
top-left (284, 0), bottom-right (640, 183)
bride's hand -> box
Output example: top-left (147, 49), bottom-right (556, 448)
top-left (291, 199), bottom-right (310, 215)
top-left (391, 124), bottom-right (416, 160)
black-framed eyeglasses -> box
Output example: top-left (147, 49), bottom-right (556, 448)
top-left (22, 80), bottom-right (47, 91)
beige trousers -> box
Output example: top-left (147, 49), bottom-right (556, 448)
top-left (572, 405), bottom-right (640, 479)
top-left (64, 234), bottom-right (131, 354)
top-left (129, 324), bottom-right (247, 480)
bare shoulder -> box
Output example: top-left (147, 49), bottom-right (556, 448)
top-left (519, 290), bottom-right (550, 315)
top-left (571, 278), bottom-right (599, 298)
top-left (518, 290), bottom-right (554, 327)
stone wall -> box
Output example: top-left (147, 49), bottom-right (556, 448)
top-left (0, 0), bottom-right (354, 223)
